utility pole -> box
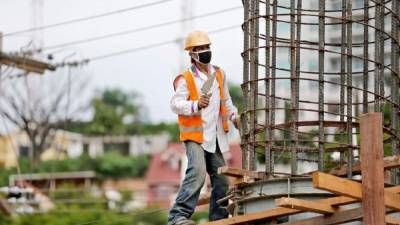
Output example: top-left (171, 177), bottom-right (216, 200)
top-left (0, 33), bottom-right (55, 216)
top-left (0, 33), bottom-right (10, 216)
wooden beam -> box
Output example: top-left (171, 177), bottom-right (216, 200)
top-left (328, 155), bottom-right (400, 176)
top-left (386, 215), bottom-right (400, 225)
top-left (218, 167), bottom-right (266, 180)
top-left (360, 113), bottom-right (386, 225)
top-left (279, 207), bottom-right (398, 225)
top-left (387, 186), bottom-right (400, 193)
top-left (313, 172), bottom-right (400, 211)
top-left (200, 196), bottom-right (358, 225)
top-left (279, 207), bottom-right (363, 225)
top-left (275, 197), bottom-right (335, 214)
top-left (218, 167), bottom-right (268, 186)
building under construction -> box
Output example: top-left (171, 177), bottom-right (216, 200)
top-left (203, 0), bottom-right (400, 224)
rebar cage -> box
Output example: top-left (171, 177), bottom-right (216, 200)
top-left (240, 0), bottom-right (400, 181)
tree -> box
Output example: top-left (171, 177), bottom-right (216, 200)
top-left (228, 82), bottom-right (244, 113)
top-left (0, 70), bottom-right (88, 165)
top-left (83, 88), bottom-right (147, 136)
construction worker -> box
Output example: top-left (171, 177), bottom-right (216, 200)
top-left (168, 31), bottom-right (238, 225)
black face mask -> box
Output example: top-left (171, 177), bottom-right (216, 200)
top-left (193, 50), bottom-right (212, 64)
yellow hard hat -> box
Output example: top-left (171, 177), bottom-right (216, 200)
top-left (184, 31), bottom-right (211, 51)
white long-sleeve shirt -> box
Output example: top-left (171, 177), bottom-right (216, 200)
top-left (170, 64), bottom-right (238, 153)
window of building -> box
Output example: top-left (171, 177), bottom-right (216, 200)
top-left (18, 146), bottom-right (30, 158)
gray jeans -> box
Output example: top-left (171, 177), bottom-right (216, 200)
top-left (167, 141), bottom-right (229, 225)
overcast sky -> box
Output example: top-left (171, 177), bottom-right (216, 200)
top-left (0, 0), bottom-right (244, 123)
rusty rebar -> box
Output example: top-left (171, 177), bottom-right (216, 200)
top-left (241, 0), bottom-right (400, 181)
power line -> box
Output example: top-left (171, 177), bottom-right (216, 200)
top-left (22, 6), bottom-right (241, 54)
top-left (55, 24), bottom-right (239, 67)
top-left (3, 0), bottom-right (173, 37)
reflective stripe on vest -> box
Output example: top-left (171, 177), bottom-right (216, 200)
top-left (179, 126), bottom-right (204, 132)
top-left (175, 67), bottom-right (229, 144)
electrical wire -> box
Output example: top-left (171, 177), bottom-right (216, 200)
top-left (3, 0), bottom-right (173, 37)
top-left (55, 24), bottom-right (239, 67)
top-left (21, 6), bottom-right (242, 55)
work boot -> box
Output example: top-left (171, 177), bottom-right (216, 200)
top-left (174, 218), bottom-right (196, 225)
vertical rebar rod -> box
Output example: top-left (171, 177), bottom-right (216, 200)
top-left (241, 0), bottom-right (250, 170)
top-left (295, 0), bottom-right (302, 156)
top-left (318, 0), bottom-right (325, 171)
top-left (289, 0), bottom-right (298, 175)
top-left (270, 0), bottom-right (278, 174)
top-left (374, 0), bottom-right (383, 112)
top-left (363, 0), bottom-right (369, 114)
top-left (340, 0), bottom-right (347, 167)
top-left (248, 0), bottom-right (257, 171)
top-left (391, 0), bottom-right (399, 184)
top-left (253, 0), bottom-right (260, 170)
top-left (378, 0), bottom-right (385, 113)
top-left (265, 0), bottom-right (272, 174)
top-left (346, 0), bottom-right (353, 178)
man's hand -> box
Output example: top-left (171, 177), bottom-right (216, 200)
top-left (198, 95), bottom-right (210, 109)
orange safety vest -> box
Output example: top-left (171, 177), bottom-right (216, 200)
top-left (173, 67), bottom-right (229, 144)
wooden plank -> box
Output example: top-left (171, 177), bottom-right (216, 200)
top-left (279, 207), bottom-right (397, 225)
top-left (231, 176), bottom-right (254, 186)
top-left (328, 155), bottom-right (400, 176)
top-left (313, 171), bottom-right (400, 211)
top-left (386, 215), bottom-right (400, 225)
top-left (279, 207), bottom-right (363, 225)
top-left (200, 196), bottom-right (358, 225)
top-left (275, 197), bottom-right (335, 214)
top-left (359, 113), bottom-right (386, 225)
top-left (387, 186), bottom-right (400, 193)
top-left (383, 155), bottom-right (400, 169)
top-left (218, 166), bottom-right (266, 180)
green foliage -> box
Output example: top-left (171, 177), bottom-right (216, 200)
top-left (94, 151), bottom-right (150, 179)
top-left (86, 88), bottom-right (145, 136)
top-left (130, 208), bottom-right (167, 225)
top-left (283, 101), bottom-right (292, 140)
top-left (66, 88), bottom-right (146, 136)
top-left (228, 82), bottom-right (244, 113)
top-left (11, 211), bottom-right (133, 225)
top-left (0, 152), bottom-right (150, 186)
top-left (191, 211), bottom-right (209, 224)
top-left (6, 201), bottom-right (168, 225)
top-left (136, 122), bottom-right (179, 142)
top-left (66, 88), bottom-right (180, 142)
top-left (0, 212), bottom-right (12, 225)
